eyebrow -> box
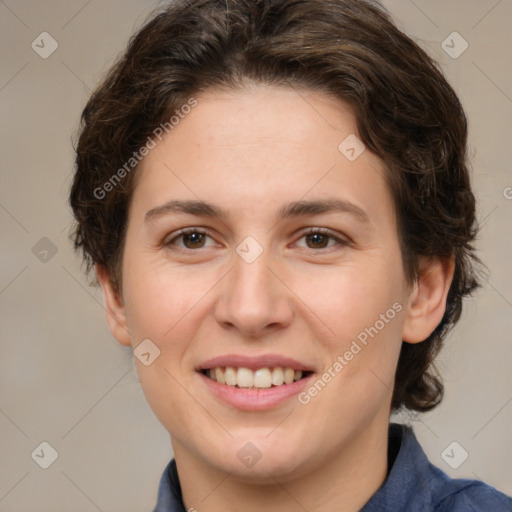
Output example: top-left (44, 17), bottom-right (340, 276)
top-left (144, 198), bottom-right (370, 224)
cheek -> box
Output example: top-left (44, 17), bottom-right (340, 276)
top-left (297, 254), bottom-right (406, 403)
top-left (121, 257), bottom-right (209, 430)
top-left (122, 252), bottom-right (207, 340)
top-left (299, 296), bottom-right (405, 436)
top-left (299, 260), bottom-right (405, 347)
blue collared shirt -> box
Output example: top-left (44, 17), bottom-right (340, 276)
top-left (152, 423), bottom-right (512, 511)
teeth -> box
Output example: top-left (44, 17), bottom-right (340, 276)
top-left (205, 366), bottom-right (306, 388)
top-left (225, 366), bottom-right (237, 386)
top-left (284, 368), bottom-right (295, 384)
top-left (237, 367), bottom-right (253, 388)
top-left (271, 367), bottom-right (284, 386)
top-left (253, 368), bottom-right (272, 388)
top-left (215, 367), bottom-right (225, 385)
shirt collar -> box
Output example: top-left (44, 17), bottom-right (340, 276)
top-left (360, 422), bottom-right (435, 511)
top-left (153, 456), bottom-right (185, 512)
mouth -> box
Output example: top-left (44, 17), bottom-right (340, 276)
top-left (197, 354), bottom-right (315, 410)
top-left (201, 366), bottom-right (313, 389)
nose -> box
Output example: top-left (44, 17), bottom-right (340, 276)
top-left (214, 245), bottom-right (294, 339)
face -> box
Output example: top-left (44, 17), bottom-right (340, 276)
top-left (104, 84), bottom-right (427, 481)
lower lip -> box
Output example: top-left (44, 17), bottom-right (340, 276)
top-left (199, 372), bottom-right (315, 411)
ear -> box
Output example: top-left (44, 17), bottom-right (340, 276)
top-left (402, 255), bottom-right (455, 344)
top-left (95, 264), bottom-right (131, 347)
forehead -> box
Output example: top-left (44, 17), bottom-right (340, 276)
top-left (179, 84), bottom-right (357, 147)
top-left (131, 84), bottom-right (394, 226)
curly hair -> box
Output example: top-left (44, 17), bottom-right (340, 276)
top-left (69, 0), bottom-right (482, 412)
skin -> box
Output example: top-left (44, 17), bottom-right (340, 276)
top-left (97, 83), bottom-right (454, 512)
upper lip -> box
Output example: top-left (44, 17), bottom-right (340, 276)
top-left (198, 354), bottom-right (314, 372)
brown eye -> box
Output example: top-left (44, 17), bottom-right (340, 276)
top-left (295, 228), bottom-right (348, 251)
top-left (165, 229), bottom-right (213, 250)
top-left (181, 231), bottom-right (206, 249)
top-left (305, 232), bottom-right (330, 249)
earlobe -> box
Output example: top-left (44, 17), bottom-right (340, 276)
top-left (95, 264), bottom-right (132, 347)
top-left (402, 255), bottom-right (455, 344)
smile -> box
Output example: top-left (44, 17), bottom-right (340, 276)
top-left (197, 355), bottom-right (315, 410)
top-left (202, 366), bottom-right (310, 389)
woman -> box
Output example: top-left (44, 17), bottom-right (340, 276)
top-left (69, 0), bottom-right (512, 510)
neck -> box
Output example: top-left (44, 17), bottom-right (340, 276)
top-left (173, 418), bottom-right (390, 512)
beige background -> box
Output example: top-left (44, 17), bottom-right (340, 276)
top-left (1, 0), bottom-right (511, 510)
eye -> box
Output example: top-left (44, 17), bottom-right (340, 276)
top-left (294, 227), bottom-right (348, 251)
top-left (164, 228), bottom-right (215, 250)
top-left (163, 227), bottom-right (349, 252)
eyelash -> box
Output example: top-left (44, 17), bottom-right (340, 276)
top-left (164, 227), bottom-right (349, 253)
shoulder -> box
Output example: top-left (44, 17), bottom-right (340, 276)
top-left (434, 477), bottom-right (512, 511)
top-left (381, 424), bottom-right (512, 512)
top-left (416, 435), bottom-right (512, 511)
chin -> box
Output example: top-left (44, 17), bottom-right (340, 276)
top-left (223, 456), bottom-right (309, 485)
top-left (206, 435), bottom-right (316, 484)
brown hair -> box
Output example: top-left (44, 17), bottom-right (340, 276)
top-left (69, 0), bottom-right (482, 412)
